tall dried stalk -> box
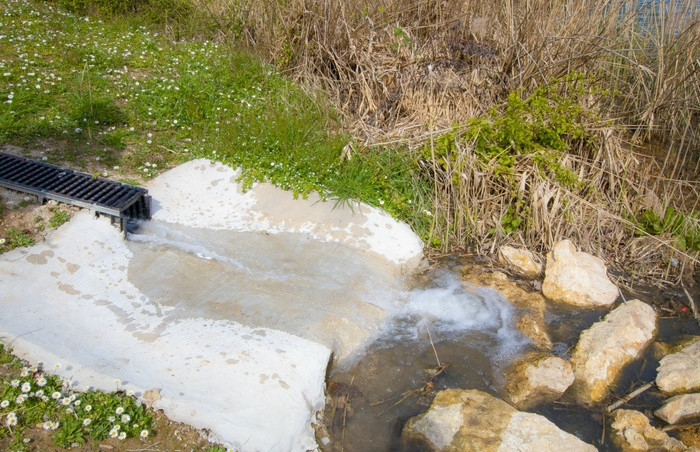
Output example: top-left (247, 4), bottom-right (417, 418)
top-left (181, 0), bottom-right (699, 283)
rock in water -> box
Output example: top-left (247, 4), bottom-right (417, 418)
top-left (656, 338), bottom-right (700, 394)
top-left (462, 269), bottom-right (552, 350)
top-left (504, 353), bottom-right (575, 410)
top-left (570, 300), bottom-right (657, 404)
top-left (610, 409), bottom-right (687, 451)
top-left (498, 246), bottom-right (544, 277)
top-left (402, 389), bottom-right (596, 452)
top-left (655, 393), bottom-right (700, 424)
top-left (542, 240), bottom-right (618, 307)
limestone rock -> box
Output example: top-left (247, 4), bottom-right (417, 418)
top-left (542, 240), bottom-right (618, 307)
top-left (611, 409), bottom-right (687, 452)
top-left (570, 299), bottom-right (657, 404)
top-left (462, 268), bottom-right (551, 350)
top-left (657, 338), bottom-right (700, 394)
top-left (504, 353), bottom-right (575, 410)
top-left (656, 393), bottom-right (700, 424)
top-left (498, 246), bottom-right (544, 277)
top-left (402, 389), bottom-right (596, 452)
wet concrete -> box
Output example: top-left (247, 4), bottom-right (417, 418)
top-left (0, 159), bottom-right (426, 451)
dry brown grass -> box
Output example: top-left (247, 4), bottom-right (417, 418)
top-left (177, 0), bottom-right (699, 284)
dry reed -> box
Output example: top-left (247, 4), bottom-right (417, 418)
top-left (183, 0), bottom-right (699, 284)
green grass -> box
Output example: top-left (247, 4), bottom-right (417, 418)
top-left (0, 0), bottom-right (348, 196)
top-left (0, 343), bottom-right (154, 450)
top-left (0, 0), bottom-right (430, 229)
top-left (48, 207), bottom-right (71, 228)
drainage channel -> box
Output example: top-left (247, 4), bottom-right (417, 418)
top-left (0, 151), bottom-right (151, 230)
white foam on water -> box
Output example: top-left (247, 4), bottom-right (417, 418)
top-left (128, 222), bottom-right (527, 363)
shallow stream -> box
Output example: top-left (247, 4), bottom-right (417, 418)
top-left (126, 220), bottom-right (699, 451)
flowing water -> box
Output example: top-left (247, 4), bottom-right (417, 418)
top-left (126, 221), bottom-right (699, 451)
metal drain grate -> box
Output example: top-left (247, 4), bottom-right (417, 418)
top-left (0, 151), bottom-right (151, 230)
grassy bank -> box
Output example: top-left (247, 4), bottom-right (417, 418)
top-left (1, 0), bottom-right (699, 285)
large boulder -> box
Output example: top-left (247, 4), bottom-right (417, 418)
top-left (610, 409), bottom-right (687, 452)
top-left (655, 393), bottom-right (700, 424)
top-left (542, 240), bottom-right (618, 307)
top-left (504, 353), bottom-right (575, 410)
top-left (402, 389), bottom-right (596, 452)
top-left (656, 338), bottom-right (700, 394)
top-left (570, 300), bottom-right (657, 404)
top-left (498, 246), bottom-right (544, 278)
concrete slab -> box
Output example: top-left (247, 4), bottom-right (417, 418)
top-left (0, 159), bottom-right (426, 451)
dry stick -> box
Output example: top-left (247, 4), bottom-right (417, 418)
top-left (606, 382), bottom-right (655, 413)
top-left (126, 443), bottom-right (162, 452)
top-left (601, 412), bottom-right (606, 446)
top-left (340, 375), bottom-right (355, 452)
top-left (681, 285), bottom-right (699, 322)
top-left (425, 323), bottom-right (441, 368)
top-left (663, 422), bottom-right (700, 432)
top-left (371, 362), bottom-right (451, 415)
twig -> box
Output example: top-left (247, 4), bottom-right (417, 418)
top-left (663, 422), bottom-right (700, 432)
top-left (681, 285), bottom-right (699, 323)
top-left (340, 376), bottom-right (354, 452)
top-left (607, 382), bottom-right (654, 412)
top-left (601, 412), bottom-right (606, 445)
top-left (126, 442), bottom-right (162, 452)
top-left (425, 324), bottom-right (441, 367)
top-left (370, 362), bottom-right (451, 414)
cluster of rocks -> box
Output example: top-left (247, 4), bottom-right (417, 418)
top-left (401, 240), bottom-right (700, 451)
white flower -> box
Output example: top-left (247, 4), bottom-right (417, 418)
top-left (82, 418), bottom-right (92, 426)
top-left (20, 368), bottom-right (30, 377)
top-left (118, 432), bottom-right (126, 440)
top-left (10, 379), bottom-right (19, 388)
top-left (140, 430), bottom-right (149, 439)
top-left (6, 412), bottom-right (17, 426)
top-left (121, 414), bottom-right (130, 423)
top-left (51, 392), bottom-right (61, 400)
top-left (61, 397), bottom-right (71, 406)
top-left (115, 406), bottom-right (124, 415)
top-left (37, 377), bottom-right (47, 387)
top-left (15, 395), bottom-right (27, 405)
top-left (43, 421), bottom-right (53, 430)
top-left (21, 382), bottom-right (31, 393)
top-left (109, 429), bottom-right (119, 438)
top-left (0, 400), bottom-right (9, 408)
top-left (84, 404), bottom-right (92, 412)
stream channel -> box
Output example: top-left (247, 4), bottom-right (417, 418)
top-left (127, 220), bottom-right (699, 452)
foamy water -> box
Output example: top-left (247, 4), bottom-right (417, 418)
top-left (127, 220), bottom-right (526, 363)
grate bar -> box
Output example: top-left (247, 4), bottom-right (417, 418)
top-left (0, 152), bottom-right (151, 230)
